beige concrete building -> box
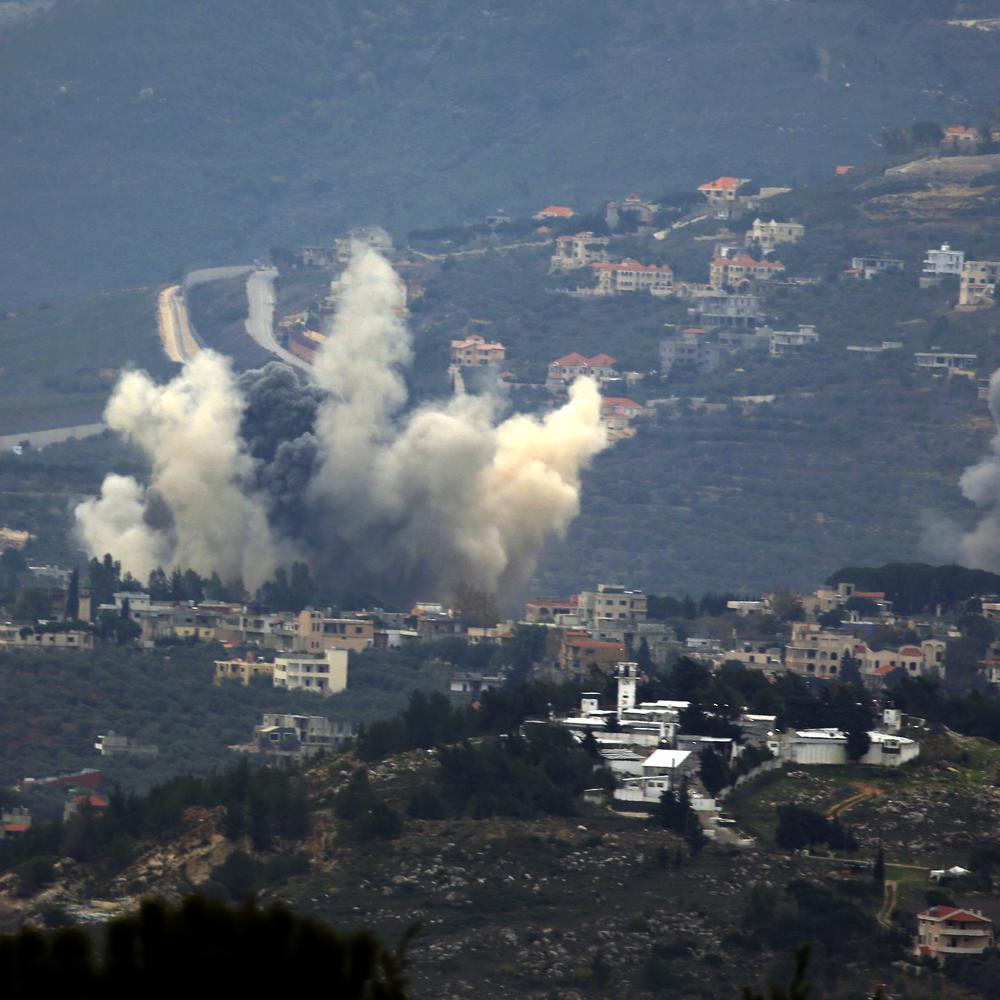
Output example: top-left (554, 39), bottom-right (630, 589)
top-left (558, 632), bottom-right (626, 675)
top-left (0, 628), bottom-right (94, 650)
top-left (768, 324), bottom-right (819, 357)
top-left (959, 259), bottom-right (1000, 306)
top-left (697, 176), bottom-right (749, 204)
top-left (709, 252), bottom-right (785, 290)
top-left (296, 610), bottom-right (374, 653)
top-left (213, 655), bottom-right (275, 687)
top-left (746, 218), bottom-right (805, 250)
top-left (450, 333), bottom-right (506, 366)
top-left (577, 584), bottom-right (647, 627)
top-left (783, 622), bottom-right (856, 679)
top-left (591, 259), bottom-right (674, 296)
top-left (550, 231), bottom-right (610, 270)
top-left (915, 906), bottom-right (994, 963)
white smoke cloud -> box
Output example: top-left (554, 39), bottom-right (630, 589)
top-left (75, 351), bottom-right (284, 588)
top-left (75, 248), bottom-right (611, 603)
top-left (957, 368), bottom-right (1000, 571)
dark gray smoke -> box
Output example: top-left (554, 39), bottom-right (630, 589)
top-left (75, 249), bottom-right (610, 602)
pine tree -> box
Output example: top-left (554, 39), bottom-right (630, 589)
top-left (65, 568), bottom-right (79, 621)
top-left (873, 843), bottom-right (885, 886)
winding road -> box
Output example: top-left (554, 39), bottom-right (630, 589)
top-left (244, 268), bottom-right (312, 372)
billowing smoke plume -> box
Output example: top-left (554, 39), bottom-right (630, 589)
top-left (75, 248), bottom-right (610, 601)
top-left (955, 368), bottom-right (1000, 570)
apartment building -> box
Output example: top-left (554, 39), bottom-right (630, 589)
top-left (915, 351), bottom-right (978, 372)
top-left (689, 289), bottom-right (762, 328)
top-left (273, 649), bottom-right (348, 697)
top-left (296, 610), bottom-right (374, 653)
top-left (550, 231), bottom-right (610, 270)
top-left (959, 260), bottom-right (1000, 306)
top-left (213, 655), bottom-right (275, 687)
top-left (783, 622), bottom-right (857, 679)
top-left (768, 324), bottom-right (819, 357)
top-left (709, 252), bottom-right (785, 290)
top-left (450, 333), bottom-right (506, 367)
top-left (746, 218), bottom-right (805, 250)
top-left (660, 330), bottom-right (721, 374)
top-left (923, 242), bottom-right (965, 277)
top-left (848, 255), bottom-right (905, 280)
top-left (577, 583), bottom-right (647, 626)
top-left (591, 259), bottom-right (674, 296)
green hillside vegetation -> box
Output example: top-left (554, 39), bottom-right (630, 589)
top-left (0, 643), bottom-right (448, 798)
top-left (2, 0), bottom-right (1000, 305)
top-left (0, 288), bottom-right (166, 434)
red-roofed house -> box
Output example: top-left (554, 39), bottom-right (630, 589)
top-left (602, 397), bottom-right (645, 420)
top-left (547, 352), bottom-right (619, 388)
top-left (698, 176), bottom-right (750, 204)
top-left (709, 253), bottom-right (785, 290)
top-left (942, 126), bottom-right (980, 152)
top-left (64, 793), bottom-right (109, 822)
top-left (1, 808), bottom-right (31, 840)
top-left (558, 632), bottom-right (626, 675)
top-left (591, 259), bottom-right (674, 296)
top-left (835, 164), bottom-right (855, 176)
top-left (533, 205), bottom-right (575, 220)
top-left (450, 334), bottom-right (507, 367)
top-left (915, 906), bottom-right (994, 962)
top-left (550, 231), bottom-right (611, 270)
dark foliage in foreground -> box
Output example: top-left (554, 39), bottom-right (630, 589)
top-left (0, 896), bottom-right (411, 1000)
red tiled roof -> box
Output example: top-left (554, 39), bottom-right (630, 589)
top-left (3, 823), bottom-right (29, 833)
top-left (603, 397), bottom-right (641, 409)
top-left (591, 258), bottom-right (672, 273)
top-left (565, 637), bottom-right (625, 650)
top-left (712, 254), bottom-right (784, 269)
top-left (899, 646), bottom-right (922, 656)
top-left (855, 591), bottom-right (885, 600)
top-left (75, 794), bottom-right (109, 809)
top-left (699, 176), bottom-right (744, 191)
top-left (537, 205), bottom-right (574, 217)
top-left (551, 352), bottom-right (617, 369)
top-left (923, 906), bottom-right (990, 923)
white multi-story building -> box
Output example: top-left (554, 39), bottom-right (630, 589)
top-left (273, 649), bottom-right (348, 697)
top-left (767, 324), bottom-right (819, 357)
top-left (746, 218), bottom-right (805, 250)
top-left (915, 351), bottom-right (978, 372)
top-left (923, 243), bottom-right (965, 277)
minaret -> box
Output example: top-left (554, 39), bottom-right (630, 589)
top-left (616, 661), bottom-right (639, 717)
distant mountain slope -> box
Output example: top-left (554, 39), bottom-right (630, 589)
top-left (1, 0), bottom-right (999, 305)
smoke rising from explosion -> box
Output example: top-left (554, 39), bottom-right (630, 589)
top-left (955, 368), bottom-right (1000, 571)
top-left (75, 248), bottom-right (610, 601)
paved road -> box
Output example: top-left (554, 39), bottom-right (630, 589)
top-left (157, 284), bottom-right (196, 362)
top-left (245, 268), bottom-right (312, 372)
top-left (0, 423), bottom-right (107, 451)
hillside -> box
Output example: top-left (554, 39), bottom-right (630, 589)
top-left (2, 0), bottom-right (1000, 306)
top-left (6, 727), bottom-right (1000, 999)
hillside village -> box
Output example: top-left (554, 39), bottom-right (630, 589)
top-left (8, 123), bottom-right (1000, 996)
